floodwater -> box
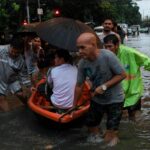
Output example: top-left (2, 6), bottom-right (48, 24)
top-left (0, 33), bottom-right (150, 150)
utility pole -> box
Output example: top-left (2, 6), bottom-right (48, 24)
top-left (142, 10), bottom-right (144, 20)
top-left (26, 0), bottom-right (30, 23)
top-left (37, 0), bottom-right (43, 22)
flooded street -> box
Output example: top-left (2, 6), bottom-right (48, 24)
top-left (0, 33), bottom-right (150, 150)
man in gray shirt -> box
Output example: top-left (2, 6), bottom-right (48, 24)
top-left (0, 37), bottom-right (31, 111)
top-left (75, 32), bottom-right (126, 146)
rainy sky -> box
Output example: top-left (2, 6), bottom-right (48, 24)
top-left (136, 0), bottom-right (150, 18)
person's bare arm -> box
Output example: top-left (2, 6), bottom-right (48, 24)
top-left (73, 84), bottom-right (84, 107)
top-left (94, 71), bottom-right (126, 95)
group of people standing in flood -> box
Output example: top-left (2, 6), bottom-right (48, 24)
top-left (0, 18), bottom-right (150, 147)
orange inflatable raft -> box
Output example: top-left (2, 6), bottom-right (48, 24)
top-left (28, 79), bottom-right (91, 123)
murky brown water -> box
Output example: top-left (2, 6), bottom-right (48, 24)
top-left (0, 33), bottom-right (150, 150)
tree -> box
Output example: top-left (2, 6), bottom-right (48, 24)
top-left (62, 0), bottom-right (101, 22)
top-left (0, 0), bottom-right (21, 31)
top-left (0, 0), bottom-right (142, 32)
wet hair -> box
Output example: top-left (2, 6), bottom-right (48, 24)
top-left (103, 34), bottom-right (119, 45)
top-left (37, 51), bottom-right (55, 69)
top-left (55, 49), bottom-right (73, 65)
top-left (103, 18), bottom-right (115, 26)
top-left (10, 37), bottom-right (24, 52)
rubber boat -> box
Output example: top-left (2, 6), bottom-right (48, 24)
top-left (28, 79), bottom-right (91, 123)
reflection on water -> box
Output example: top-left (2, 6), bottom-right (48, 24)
top-left (125, 33), bottom-right (150, 56)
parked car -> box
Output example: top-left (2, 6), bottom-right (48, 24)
top-left (127, 28), bottom-right (132, 35)
top-left (118, 23), bottom-right (128, 34)
top-left (139, 27), bottom-right (149, 33)
top-left (130, 25), bottom-right (140, 35)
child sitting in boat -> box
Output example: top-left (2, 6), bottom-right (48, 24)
top-left (33, 49), bottom-right (78, 112)
top-left (47, 49), bottom-right (77, 110)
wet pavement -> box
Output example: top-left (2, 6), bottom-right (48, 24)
top-left (0, 33), bottom-right (150, 150)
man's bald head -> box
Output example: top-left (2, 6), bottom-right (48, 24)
top-left (76, 32), bottom-right (100, 60)
top-left (77, 32), bottom-right (97, 45)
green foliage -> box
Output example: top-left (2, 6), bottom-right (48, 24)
top-left (0, 0), bottom-right (21, 31)
top-left (99, 1), bottom-right (118, 20)
top-left (0, 0), bottom-right (142, 32)
top-left (12, 3), bottom-right (20, 11)
top-left (61, 0), bottom-right (141, 25)
top-left (43, 10), bottom-right (53, 20)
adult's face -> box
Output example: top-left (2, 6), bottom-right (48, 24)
top-left (32, 37), bottom-right (41, 49)
top-left (103, 19), bottom-right (114, 32)
top-left (76, 39), bottom-right (95, 60)
top-left (104, 41), bottom-right (118, 54)
top-left (9, 47), bottom-right (20, 59)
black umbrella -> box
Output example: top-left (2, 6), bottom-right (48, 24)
top-left (21, 22), bottom-right (40, 32)
top-left (34, 17), bottom-right (95, 52)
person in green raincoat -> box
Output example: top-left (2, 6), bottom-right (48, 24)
top-left (103, 34), bottom-right (150, 121)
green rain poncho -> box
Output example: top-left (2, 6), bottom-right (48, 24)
top-left (117, 45), bottom-right (150, 107)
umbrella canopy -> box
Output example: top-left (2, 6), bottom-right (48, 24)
top-left (34, 17), bottom-right (95, 51)
top-left (18, 22), bottom-right (40, 32)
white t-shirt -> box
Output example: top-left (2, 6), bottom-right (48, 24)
top-left (99, 31), bottom-right (116, 43)
top-left (47, 64), bottom-right (77, 109)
